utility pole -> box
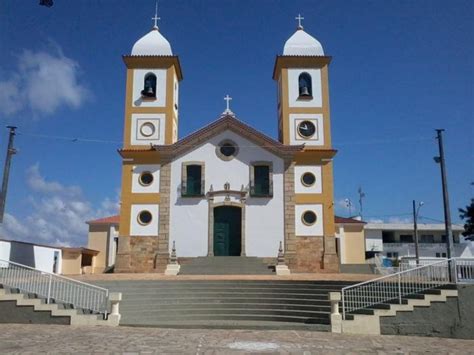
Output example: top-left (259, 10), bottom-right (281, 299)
top-left (0, 126), bottom-right (17, 223)
top-left (434, 129), bottom-right (454, 261)
top-left (412, 200), bottom-right (424, 266)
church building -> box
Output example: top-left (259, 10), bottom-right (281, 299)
top-left (115, 13), bottom-right (339, 274)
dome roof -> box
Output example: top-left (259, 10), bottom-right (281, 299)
top-left (283, 28), bottom-right (324, 56)
top-left (131, 27), bottom-right (173, 56)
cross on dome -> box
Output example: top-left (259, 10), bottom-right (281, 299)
top-left (295, 14), bottom-right (304, 30)
top-left (152, 1), bottom-right (161, 29)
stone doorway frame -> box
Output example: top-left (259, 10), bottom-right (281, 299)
top-left (206, 185), bottom-right (247, 256)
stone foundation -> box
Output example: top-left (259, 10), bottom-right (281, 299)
top-left (115, 236), bottom-right (168, 273)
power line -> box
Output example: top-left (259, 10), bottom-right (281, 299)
top-left (17, 132), bottom-right (121, 145)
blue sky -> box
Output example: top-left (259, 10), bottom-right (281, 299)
top-left (0, 0), bottom-right (472, 246)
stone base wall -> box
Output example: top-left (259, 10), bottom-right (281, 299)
top-left (115, 236), bottom-right (168, 273)
top-left (286, 236), bottom-right (339, 273)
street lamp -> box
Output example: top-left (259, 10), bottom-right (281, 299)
top-left (413, 200), bottom-right (424, 265)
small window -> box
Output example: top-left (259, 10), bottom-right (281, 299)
top-left (393, 252), bottom-right (399, 258)
top-left (250, 162), bottom-right (273, 197)
top-left (137, 210), bottom-right (152, 225)
top-left (301, 172), bottom-right (316, 187)
top-left (302, 210), bottom-right (317, 226)
top-left (400, 235), bottom-right (414, 243)
top-left (387, 252), bottom-right (393, 258)
top-left (298, 72), bottom-right (312, 98)
top-left (436, 253), bottom-right (441, 258)
top-left (139, 171), bottom-right (154, 186)
top-left (420, 234), bottom-right (434, 243)
top-left (382, 231), bottom-right (396, 243)
top-left (184, 165), bottom-right (202, 196)
top-left (141, 73), bottom-right (157, 98)
top-left (442, 253), bottom-right (447, 258)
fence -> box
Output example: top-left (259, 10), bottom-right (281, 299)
top-left (0, 258), bottom-right (109, 315)
top-left (341, 258), bottom-right (453, 320)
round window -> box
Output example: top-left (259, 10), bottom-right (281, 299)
top-left (302, 211), bottom-right (317, 226)
top-left (301, 172), bottom-right (316, 187)
top-left (139, 172), bottom-right (154, 186)
top-left (220, 143), bottom-right (236, 157)
top-left (140, 122), bottom-right (156, 137)
top-left (297, 120), bottom-right (316, 139)
top-left (216, 140), bottom-right (239, 161)
top-left (137, 210), bottom-right (152, 225)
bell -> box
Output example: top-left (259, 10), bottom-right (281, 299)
top-left (300, 86), bottom-right (310, 97)
top-left (142, 86), bottom-right (155, 98)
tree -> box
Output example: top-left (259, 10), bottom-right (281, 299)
top-left (459, 198), bottom-right (474, 240)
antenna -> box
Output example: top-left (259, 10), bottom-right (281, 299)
top-left (358, 187), bottom-right (366, 218)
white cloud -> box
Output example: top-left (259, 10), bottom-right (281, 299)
top-left (388, 217), bottom-right (412, 224)
top-left (0, 46), bottom-right (89, 117)
top-left (367, 218), bottom-right (384, 223)
top-left (0, 165), bottom-right (118, 246)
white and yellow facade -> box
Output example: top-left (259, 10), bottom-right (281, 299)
top-left (115, 19), bottom-right (340, 273)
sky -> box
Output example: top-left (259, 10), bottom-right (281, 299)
top-left (0, 0), bottom-right (472, 247)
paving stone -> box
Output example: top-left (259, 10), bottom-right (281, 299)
top-left (0, 324), bottom-right (473, 354)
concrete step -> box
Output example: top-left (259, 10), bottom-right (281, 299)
top-left (121, 314), bottom-right (330, 325)
top-left (179, 257), bottom-right (275, 275)
top-left (119, 319), bottom-right (330, 331)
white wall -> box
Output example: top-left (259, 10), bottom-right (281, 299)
top-left (132, 69), bottom-right (167, 107)
top-left (295, 204), bottom-right (324, 236)
top-left (287, 68), bottom-right (322, 108)
top-left (132, 164), bottom-right (161, 193)
top-left (33, 246), bottom-right (62, 273)
top-left (130, 204), bottom-right (159, 236)
top-left (169, 130), bottom-right (285, 257)
top-left (289, 114), bottom-right (324, 146)
top-left (365, 229), bottom-right (383, 252)
top-left (294, 165), bottom-right (322, 194)
top-left (0, 241), bottom-right (61, 273)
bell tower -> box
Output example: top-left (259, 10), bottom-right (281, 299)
top-left (274, 15), bottom-right (332, 149)
top-left (274, 16), bottom-right (339, 273)
top-left (122, 11), bottom-right (182, 149)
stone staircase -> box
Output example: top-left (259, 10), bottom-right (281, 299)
top-left (92, 280), bottom-right (356, 330)
top-left (340, 284), bottom-right (460, 334)
top-left (179, 257), bottom-right (275, 275)
top-left (0, 285), bottom-right (115, 326)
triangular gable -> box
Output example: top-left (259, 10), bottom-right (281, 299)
top-left (154, 113), bottom-right (304, 158)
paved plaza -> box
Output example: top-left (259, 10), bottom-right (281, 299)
top-left (0, 324), bottom-right (473, 354)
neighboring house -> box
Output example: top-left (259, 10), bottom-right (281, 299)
top-left (364, 223), bottom-right (468, 260)
top-left (86, 215), bottom-right (119, 273)
top-left (334, 217), bottom-right (366, 265)
top-left (115, 19), bottom-right (340, 273)
top-left (0, 239), bottom-right (62, 274)
top-left (0, 238), bottom-right (99, 275)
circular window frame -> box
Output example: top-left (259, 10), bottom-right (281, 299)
top-left (297, 120), bottom-right (316, 139)
top-left (301, 172), bottom-right (316, 187)
top-left (137, 210), bottom-right (153, 226)
top-left (216, 139), bottom-right (239, 161)
top-left (301, 210), bottom-right (317, 226)
top-left (138, 171), bottom-right (154, 187)
top-left (139, 122), bottom-right (156, 138)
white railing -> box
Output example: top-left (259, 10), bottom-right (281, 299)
top-left (454, 258), bottom-right (474, 283)
top-left (0, 258), bottom-right (109, 316)
top-left (341, 258), bottom-right (453, 320)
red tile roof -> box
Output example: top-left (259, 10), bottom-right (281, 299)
top-left (86, 215), bottom-right (120, 225)
top-left (334, 216), bottom-right (366, 224)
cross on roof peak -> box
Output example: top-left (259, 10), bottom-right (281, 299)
top-left (223, 94), bottom-right (235, 116)
top-left (295, 14), bottom-right (304, 30)
top-left (152, 1), bottom-right (160, 29)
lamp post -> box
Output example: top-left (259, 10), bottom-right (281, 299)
top-left (412, 200), bottom-right (424, 266)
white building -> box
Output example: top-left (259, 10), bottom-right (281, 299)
top-left (0, 239), bottom-right (62, 274)
top-left (364, 223), bottom-right (471, 260)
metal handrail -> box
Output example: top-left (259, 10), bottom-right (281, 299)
top-left (0, 258), bottom-right (109, 316)
top-left (341, 258), bottom-right (453, 320)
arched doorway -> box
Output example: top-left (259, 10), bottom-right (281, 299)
top-left (213, 206), bottom-right (242, 256)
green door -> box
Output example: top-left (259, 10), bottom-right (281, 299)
top-left (213, 206), bottom-right (241, 256)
